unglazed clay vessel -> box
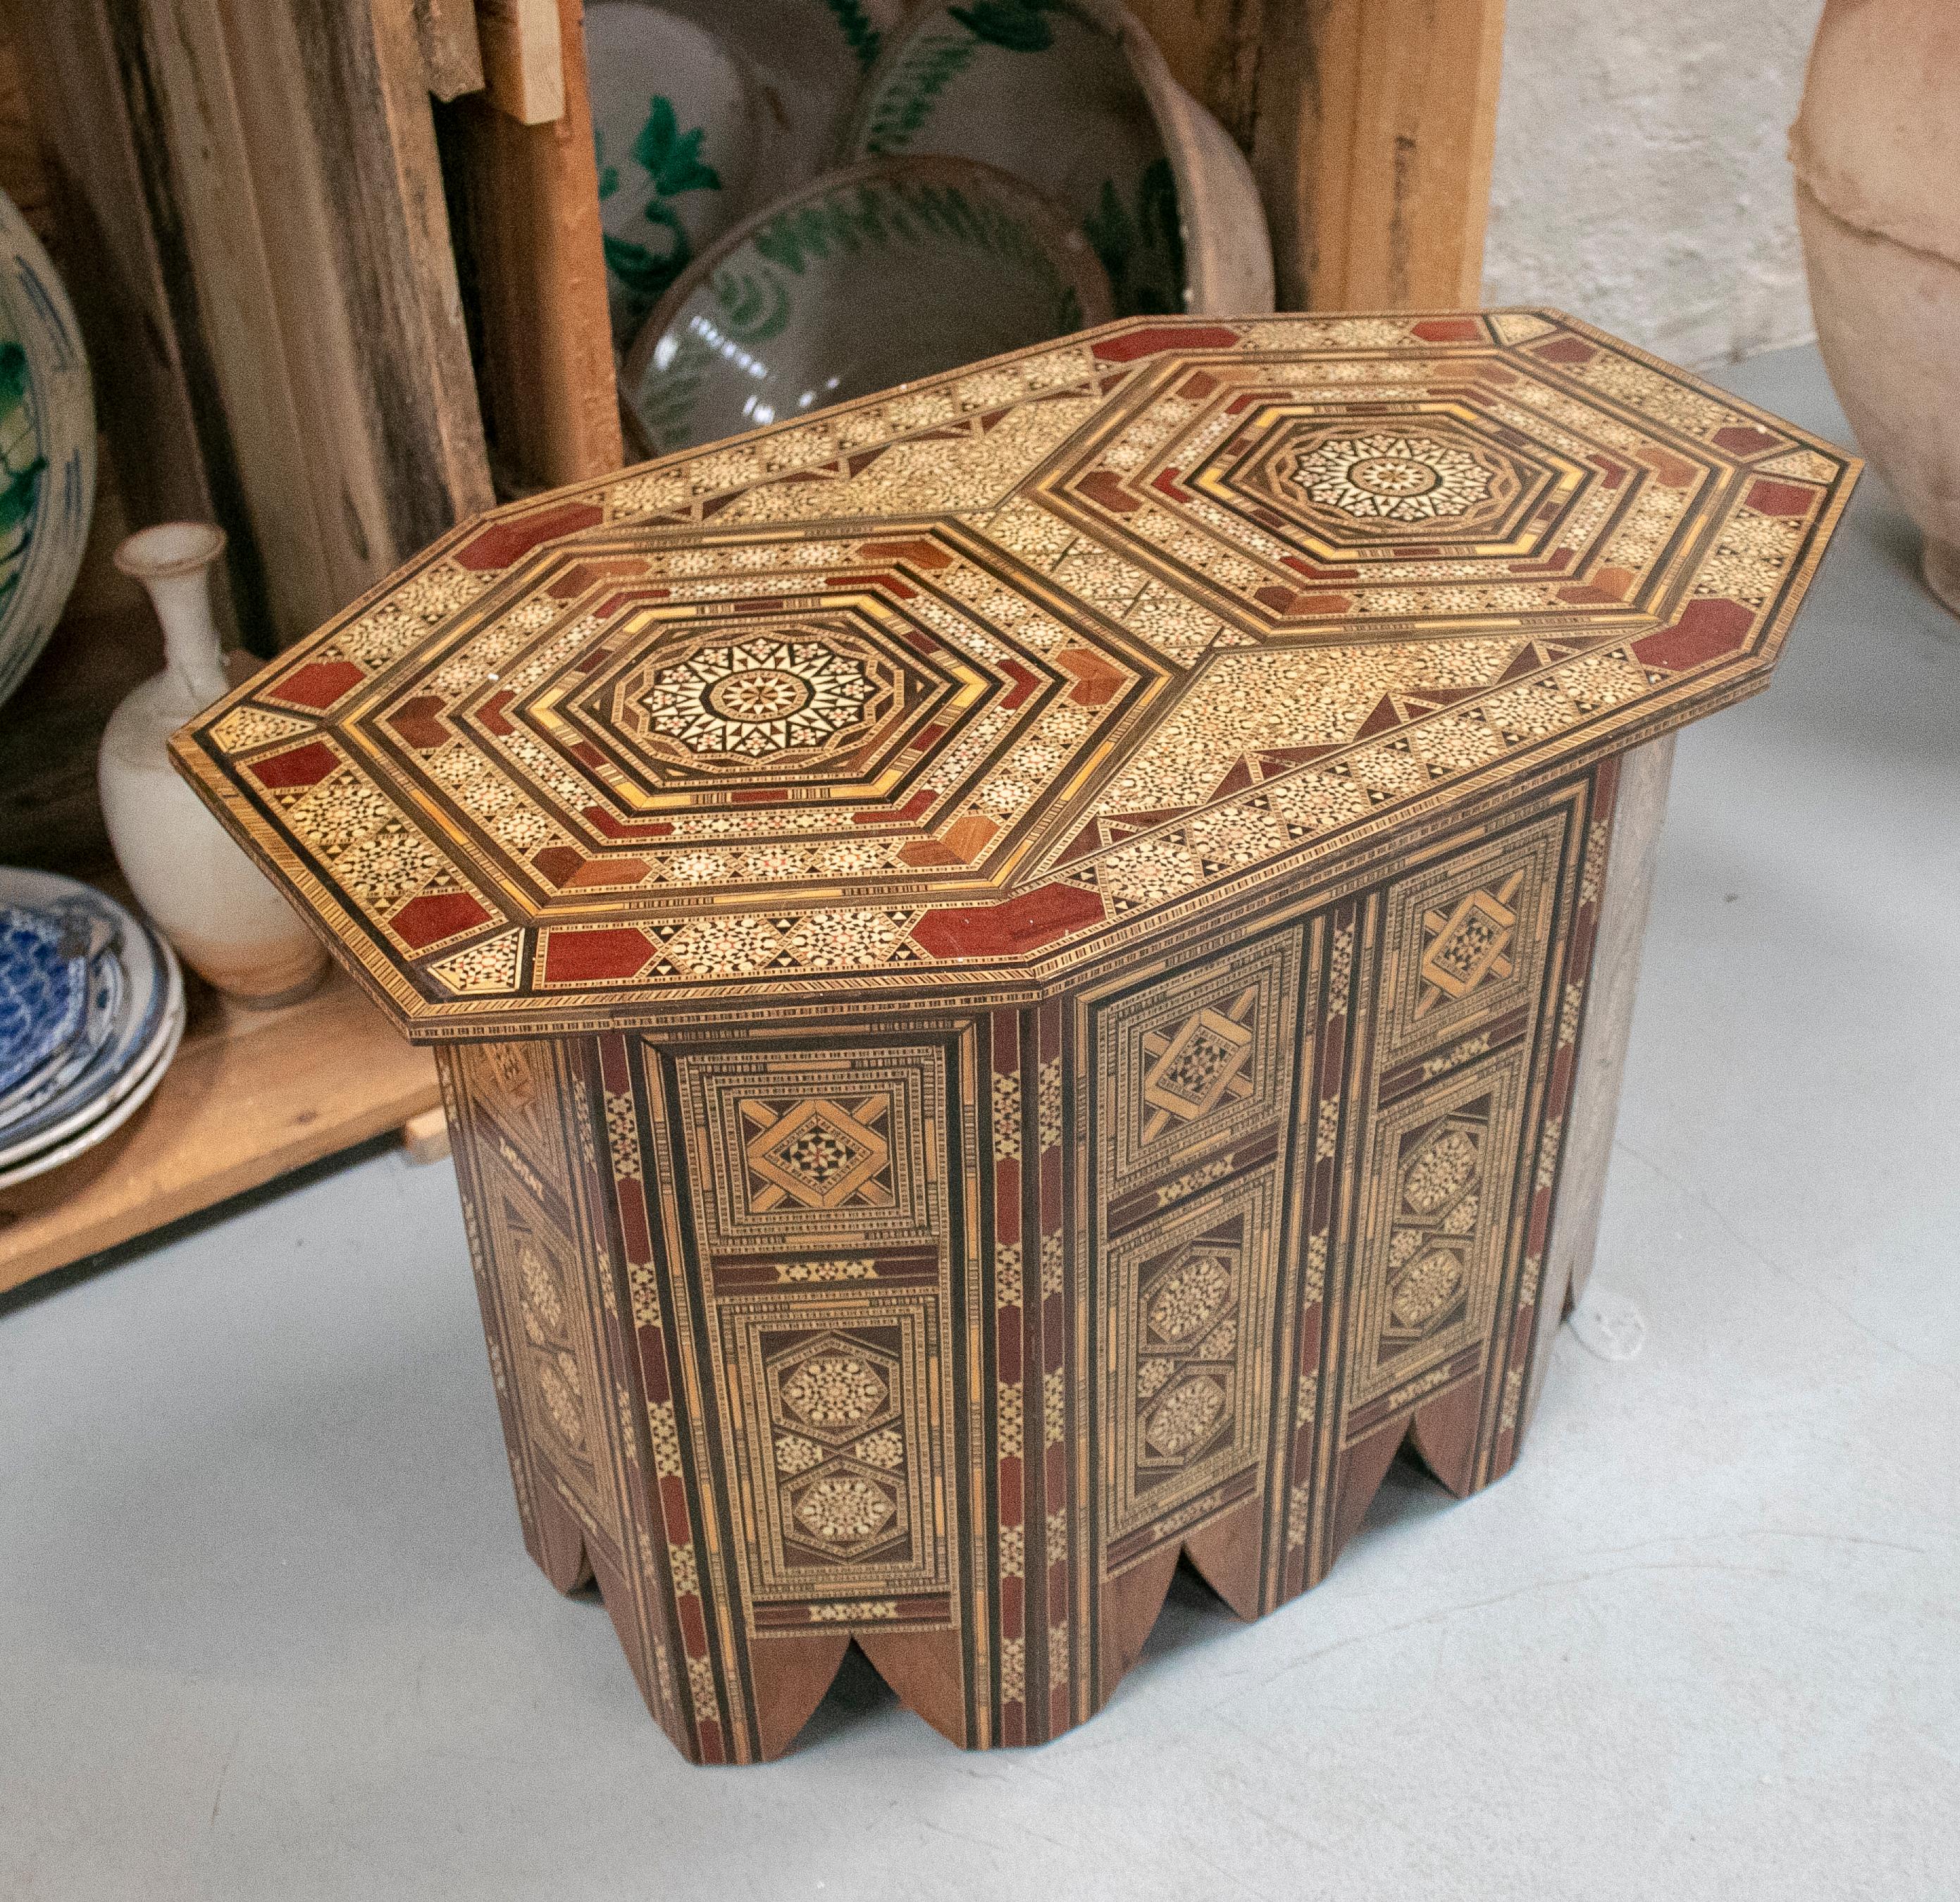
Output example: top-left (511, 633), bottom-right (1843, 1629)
top-left (101, 523), bottom-right (327, 1006)
top-left (1791, 0), bottom-right (1960, 615)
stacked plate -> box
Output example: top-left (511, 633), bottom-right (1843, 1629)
top-left (0, 868), bottom-right (184, 1190)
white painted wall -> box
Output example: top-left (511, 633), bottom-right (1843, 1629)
top-left (1482, 0), bottom-right (1825, 368)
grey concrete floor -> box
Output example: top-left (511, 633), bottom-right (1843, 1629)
top-left (3, 345), bottom-right (1956, 1901)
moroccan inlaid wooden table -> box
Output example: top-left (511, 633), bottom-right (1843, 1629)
top-left (174, 312), bottom-right (1854, 1764)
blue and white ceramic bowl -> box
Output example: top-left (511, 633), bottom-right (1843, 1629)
top-left (0, 189), bottom-right (95, 711)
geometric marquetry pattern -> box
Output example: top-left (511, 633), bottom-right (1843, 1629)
top-left (1418, 872), bottom-right (1522, 1016)
top-left (200, 316), bottom-right (1849, 1768)
top-left (1388, 1111), bottom-right (1488, 1336)
top-left (717, 1295), bottom-right (948, 1605)
top-left (432, 761), bottom-right (1680, 1766)
top-left (1139, 989), bottom-right (1258, 1142)
top-left (673, 1049), bottom-right (943, 1254)
top-left (1108, 1192), bottom-right (1284, 1548)
top-left (740, 1094), bottom-right (894, 1214)
top-left (175, 311), bottom-right (1855, 1040)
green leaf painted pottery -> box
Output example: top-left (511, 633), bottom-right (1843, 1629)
top-left (843, 0), bottom-right (1273, 318)
top-left (623, 156), bottom-right (1112, 455)
top-left (0, 189), bottom-right (94, 712)
top-left (587, 4), bottom-right (761, 345)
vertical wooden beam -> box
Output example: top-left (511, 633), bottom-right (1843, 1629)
top-left (1125, 0), bottom-right (1508, 313)
top-left (185, 0), bottom-right (494, 626)
top-left (8, 0), bottom-right (492, 649)
top-left (1286, 0), bottom-right (1506, 309)
top-left (448, 0), bottom-right (621, 490)
top-left (138, 0), bottom-right (341, 643)
top-left (1, 0), bottom-right (247, 629)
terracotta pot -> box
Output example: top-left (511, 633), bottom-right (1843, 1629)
top-left (1791, 0), bottom-right (1960, 616)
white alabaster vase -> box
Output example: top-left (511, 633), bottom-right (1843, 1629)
top-left (100, 523), bottom-right (328, 1006)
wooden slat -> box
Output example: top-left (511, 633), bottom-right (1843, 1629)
top-left (362, 0), bottom-right (501, 517)
top-left (171, 0), bottom-right (494, 636)
top-left (0, 0), bottom-right (240, 628)
top-left (0, 27), bottom-right (55, 239)
top-left (0, 596), bottom-right (154, 880)
top-left (0, 964), bottom-right (440, 1296)
top-left (1287, 0), bottom-right (1506, 309)
top-left (1126, 0), bottom-right (1507, 311)
top-left (138, 0), bottom-right (342, 646)
top-left (448, 0), bottom-right (619, 491)
top-left (16, 0), bottom-right (492, 653)
top-left (412, 0), bottom-right (486, 101)
top-left (476, 0), bottom-right (564, 124)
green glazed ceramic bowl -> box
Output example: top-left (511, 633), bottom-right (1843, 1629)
top-left (622, 156), bottom-right (1112, 455)
top-left (585, 3), bottom-right (761, 345)
top-left (588, 0), bottom-right (918, 347)
top-left (841, 0), bottom-right (1273, 318)
top-left (0, 190), bottom-right (94, 712)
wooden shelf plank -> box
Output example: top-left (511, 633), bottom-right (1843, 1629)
top-left (0, 963), bottom-right (439, 1297)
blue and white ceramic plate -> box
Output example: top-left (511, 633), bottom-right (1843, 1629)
top-left (0, 941), bottom-right (182, 1190)
top-left (0, 868), bottom-right (175, 1172)
top-left (0, 930), bottom-right (123, 1135)
top-left (0, 901), bottom-right (92, 1098)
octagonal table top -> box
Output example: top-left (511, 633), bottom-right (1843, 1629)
top-left (173, 311), bottom-right (1856, 1039)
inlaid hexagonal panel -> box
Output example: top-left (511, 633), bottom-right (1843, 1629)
top-left (767, 1333), bottom-right (901, 1448)
top-left (176, 312), bottom-right (1855, 1035)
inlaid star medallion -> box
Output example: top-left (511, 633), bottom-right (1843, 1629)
top-left (174, 311), bottom-right (1856, 1034)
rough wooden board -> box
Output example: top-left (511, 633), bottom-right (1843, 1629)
top-left (1127, 0), bottom-right (1507, 311)
top-left (0, 25), bottom-right (54, 239)
top-left (1289, 0), bottom-right (1507, 309)
top-left (30, 0), bottom-right (490, 653)
top-left (361, 0), bottom-right (500, 526)
top-left (138, 0), bottom-right (341, 647)
top-left (0, 965), bottom-right (439, 1297)
top-left (0, 0), bottom-right (243, 636)
top-left (413, 0), bottom-right (485, 101)
top-left (0, 619), bottom-right (151, 880)
top-left (449, 0), bottom-right (620, 490)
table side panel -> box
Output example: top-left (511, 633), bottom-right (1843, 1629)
top-left (437, 762), bottom-right (1622, 1762)
top-left (438, 1035), bottom-right (690, 1748)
